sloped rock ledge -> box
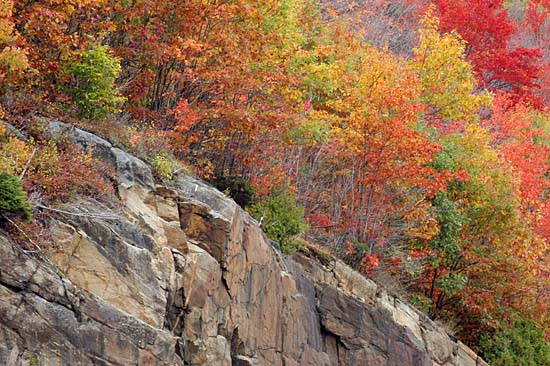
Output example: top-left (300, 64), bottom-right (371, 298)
top-left (0, 122), bottom-right (487, 366)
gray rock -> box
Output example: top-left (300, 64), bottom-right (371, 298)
top-left (0, 235), bottom-right (182, 366)
top-left (48, 121), bottom-right (154, 190)
top-left (1, 121), bottom-right (26, 140)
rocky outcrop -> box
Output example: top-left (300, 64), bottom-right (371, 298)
top-left (0, 123), bottom-right (487, 366)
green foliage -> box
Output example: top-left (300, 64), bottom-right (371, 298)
top-left (437, 272), bottom-right (467, 295)
top-left (409, 294), bottom-right (433, 313)
top-left (0, 172), bottom-right (31, 220)
top-left (151, 153), bottom-right (178, 180)
top-left (480, 320), bottom-right (550, 366)
top-left (429, 192), bottom-right (465, 263)
top-left (439, 124), bottom-right (519, 237)
top-left (28, 355), bottom-right (38, 366)
top-left (248, 189), bottom-right (308, 252)
top-left (212, 175), bottom-right (256, 208)
top-left (64, 44), bottom-right (125, 119)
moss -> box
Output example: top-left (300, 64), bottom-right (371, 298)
top-left (29, 355), bottom-right (39, 366)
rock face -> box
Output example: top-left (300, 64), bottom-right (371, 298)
top-left (0, 123), bottom-right (487, 366)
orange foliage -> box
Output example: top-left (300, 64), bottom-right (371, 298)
top-left (24, 143), bottom-right (114, 201)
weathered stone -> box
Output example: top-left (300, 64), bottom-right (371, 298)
top-left (178, 200), bottom-right (230, 262)
top-left (333, 260), bottom-right (378, 303)
top-left (49, 120), bottom-right (113, 160)
top-left (1, 121), bottom-right (26, 140)
top-left (0, 236), bottom-right (182, 366)
top-left (111, 147), bottom-right (155, 190)
top-left (49, 121), bottom-right (154, 190)
top-left (48, 218), bottom-right (167, 328)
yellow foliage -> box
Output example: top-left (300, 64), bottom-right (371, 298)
top-left (442, 124), bottom-right (521, 240)
top-left (403, 200), bottom-right (440, 241)
top-left (410, 10), bottom-right (491, 122)
top-left (0, 136), bottom-right (32, 175)
top-left (0, 0), bottom-right (28, 82)
top-left (328, 44), bottom-right (421, 146)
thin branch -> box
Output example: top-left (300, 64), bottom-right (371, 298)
top-left (35, 204), bottom-right (122, 220)
top-left (2, 214), bottom-right (43, 254)
top-left (19, 148), bottom-right (37, 180)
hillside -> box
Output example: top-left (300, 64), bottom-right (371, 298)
top-left (0, 122), bottom-right (488, 366)
top-left (2, 1), bottom-right (550, 364)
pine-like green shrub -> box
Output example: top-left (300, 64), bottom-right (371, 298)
top-left (248, 189), bottom-right (308, 252)
top-left (64, 44), bottom-right (126, 119)
top-left (479, 320), bottom-right (550, 366)
top-left (0, 172), bottom-right (32, 220)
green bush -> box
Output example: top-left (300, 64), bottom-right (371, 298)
top-left (248, 189), bottom-right (308, 252)
top-left (0, 172), bottom-right (32, 220)
top-left (212, 175), bottom-right (256, 208)
top-left (64, 44), bottom-right (126, 119)
top-left (151, 153), bottom-right (178, 180)
top-left (408, 294), bottom-right (433, 314)
top-left (479, 320), bottom-right (550, 366)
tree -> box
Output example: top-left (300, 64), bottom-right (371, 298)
top-left (320, 0), bottom-right (430, 56)
top-left (248, 189), bottom-right (308, 252)
top-left (408, 121), bottom-right (550, 342)
top-left (480, 320), bottom-right (550, 366)
top-left (63, 44), bottom-right (125, 118)
top-left (487, 93), bottom-right (550, 237)
top-left (434, 0), bottom-right (543, 106)
top-left (410, 10), bottom-right (492, 124)
top-left (0, 0), bottom-right (28, 90)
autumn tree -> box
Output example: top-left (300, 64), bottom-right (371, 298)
top-left (434, 0), bottom-right (543, 106)
top-left (320, 0), bottom-right (429, 56)
top-left (0, 0), bottom-right (28, 93)
top-left (506, 0), bottom-right (550, 106)
top-left (12, 1), bottom-right (102, 90)
top-left (410, 11), bottom-right (492, 125)
top-left (278, 18), bottom-right (446, 262)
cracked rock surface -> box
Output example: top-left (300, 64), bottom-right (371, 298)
top-left (0, 123), bottom-right (487, 366)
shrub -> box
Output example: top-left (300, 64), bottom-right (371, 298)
top-left (0, 135), bottom-right (32, 175)
top-left (63, 44), bottom-right (125, 119)
top-left (1, 123), bottom-right (113, 203)
top-left (0, 172), bottom-right (32, 220)
top-left (479, 320), bottom-right (550, 366)
top-left (151, 153), bottom-right (179, 180)
top-left (248, 189), bottom-right (308, 252)
top-left (212, 175), bottom-right (256, 208)
top-left (24, 142), bottom-right (114, 201)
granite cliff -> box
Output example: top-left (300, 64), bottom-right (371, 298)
top-left (0, 122), bottom-right (487, 366)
